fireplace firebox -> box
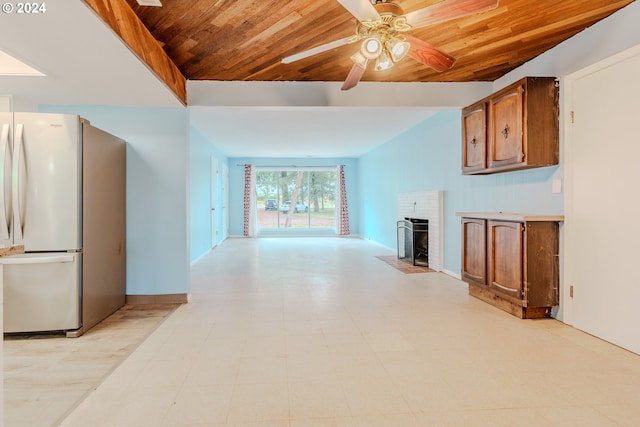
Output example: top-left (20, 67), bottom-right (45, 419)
top-left (397, 218), bottom-right (429, 267)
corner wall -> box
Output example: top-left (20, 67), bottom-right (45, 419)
top-left (39, 105), bottom-right (190, 296)
top-left (189, 125), bottom-right (228, 262)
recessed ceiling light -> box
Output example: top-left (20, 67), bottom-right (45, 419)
top-left (136, 0), bottom-right (162, 6)
top-left (0, 49), bottom-right (44, 76)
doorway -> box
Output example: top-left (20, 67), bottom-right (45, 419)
top-left (222, 163), bottom-right (229, 241)
top-left (210, 156), bottom-right (219, 248)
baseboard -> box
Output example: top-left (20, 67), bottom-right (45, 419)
top-left (361, 236), bottom-right (396, 253)
top-left (126, 293), bottom-right (189, 305)
top-left (443, 269), bottom-right (462, 280)
top-left (191, 248), bottom-right (213, 266)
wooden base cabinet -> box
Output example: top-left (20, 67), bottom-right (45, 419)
top-left (458, 213), bottom-right (562, 319)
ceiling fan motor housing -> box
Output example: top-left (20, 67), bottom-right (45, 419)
top-left (372, 2), bottom-right (404, 16)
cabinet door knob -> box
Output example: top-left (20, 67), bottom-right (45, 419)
top-left (501, 124), bottom-right (510, 139)
top-left (470, 136), bottom-right (477, 147)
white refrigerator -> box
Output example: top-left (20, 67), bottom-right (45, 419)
top-left (0, 112), bottom-right (126, 336)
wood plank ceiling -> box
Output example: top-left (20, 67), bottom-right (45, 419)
top-left (94, 0), bottom-right (635, 101)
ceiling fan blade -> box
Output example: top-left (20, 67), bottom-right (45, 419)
top-left (406, 36), bottom-right (456, 72)
top-left (336, 0), bottom-right (381, 22)
top-left (404, 0), bottom-right (498, 29)
top-left (281, 37), bottom-right (355, 64)
top-left (341, 63), bottom-right (366, 91)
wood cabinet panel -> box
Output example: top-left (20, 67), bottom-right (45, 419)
top-left (489, 87), bottom-right (524, 168)
top-left (462, 102), bottom-right (487, 173)
top-left (523, 221), bottom-right (559, 307)
top-left (488, 220), bottom-right (523, 302)
top-left (462, 77), bottom-right (559, 175)
top-left (461, 218), bottom-right (486, 286)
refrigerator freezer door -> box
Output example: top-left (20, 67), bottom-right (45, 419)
top-left (0, 112), bottom-right (12, 247)
top-left (1, 252), bottom-right (81, 333)
top-left (13, 113), bottom-right (81, 251)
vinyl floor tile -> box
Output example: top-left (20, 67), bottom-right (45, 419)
top-left (5, 237), bottom-right (640, 427)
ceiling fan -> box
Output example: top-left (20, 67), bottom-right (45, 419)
top-left (281, 0), bottom-right (499, 90)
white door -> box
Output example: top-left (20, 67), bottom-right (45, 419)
top-left (210, 156), bottom-right (219, 248)
top-left (565, 46), bottom-right (640, 354)
top-left (222, 163), bottom-right (229, 240)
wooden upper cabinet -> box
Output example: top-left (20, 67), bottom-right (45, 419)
top-left (462, 77), bottom-right (559, 175)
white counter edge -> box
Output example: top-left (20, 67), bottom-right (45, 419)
top-left (455, 212), bottom-right (564, 222)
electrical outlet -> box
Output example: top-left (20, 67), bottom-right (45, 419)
top-left (552, 179), bottom-right (562, 194)
top-left (569, 285), bottom-right (574, 298)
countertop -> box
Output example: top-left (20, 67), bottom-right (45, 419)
top-left (456, 212), bottom-right (564, 222)
top-left (0, 245), bottom-right (25, 257)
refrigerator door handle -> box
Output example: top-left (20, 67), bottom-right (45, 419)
top-left (0, 123), bottom-right (10, 240)
top-left (12, 123), bottom-right (24, 242)
top-left (0, 254), bottom-right (76, 265)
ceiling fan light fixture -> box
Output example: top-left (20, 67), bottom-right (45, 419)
top-left (350, 51), bottom-right (369, 69)
top-left (374, 50), bottom-right (394, 71)
top-left (387, 37), bottom-right (410, 62)
top-left (361, 36), bottom-right (383, 59)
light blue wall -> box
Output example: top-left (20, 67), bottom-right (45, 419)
top-left (227, 157), bottom-right (359, 236)
top-left (35, 1), bottom-right (640, 295)
top-left (189, 125), bottom-right (228, 262)
top-left (358, 110), bottom-right (562, 275)
top-left (39, 105), bottom-right (190, 295)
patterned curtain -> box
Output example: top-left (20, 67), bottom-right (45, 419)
top-left (243, 165), bottom-right (256, 237)
top-left (337, 165), bottom-right (350, 235)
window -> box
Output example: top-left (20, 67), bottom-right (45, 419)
top-left (255, 168), bottom-right (337, 232)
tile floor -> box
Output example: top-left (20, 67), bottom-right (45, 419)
top-left (12, 237), bottom-right (640, 426)
top-left (3, 304), bottom-right (178, 427)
